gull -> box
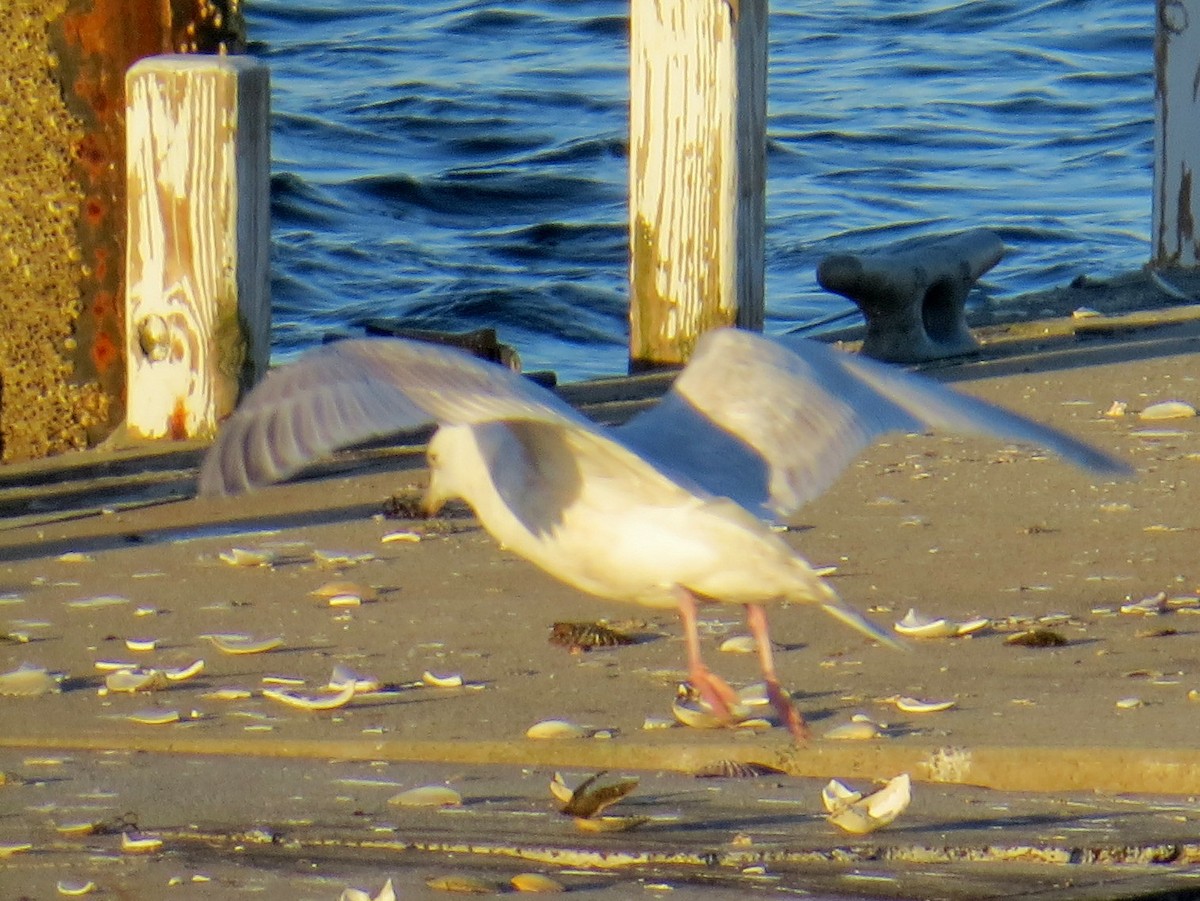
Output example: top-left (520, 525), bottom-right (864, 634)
top-left (199, 328), bottom-right (1129, 742)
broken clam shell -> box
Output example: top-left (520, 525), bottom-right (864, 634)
top-left (426, 874), bottom-right (495, 893)
top-left (104, 669), bottom-right (169, 693)
top-left (127, 707), bottom-right (181, 725)
top-left (389, 785), bottom-right (463, 807)
top-left (573, 815), bottom-right (649, 833)
top-left (0, 664), bottom-right (59, 697)
top-left (55, 879), bottom-right (98, 896)
top-left (1139, 400), bottom-right (1197, 420)
top-left (329, 664), bottom-right (380, 694)
top-left (339, 879), bottom-right (396, 901)
top-left (218, 547), bottom-right (276, 567)
top-left (510, 872), bottom-right (565, 893)
top-left (894, 608), bottom-right (987, 638)
top-left (120, 832), bottom-right (163, 853)
top-left (421, 670), bottom-right (464, 688)
top-left (895, 696), bottom-right (956, 714)
top-left (526, 719), bottom-right (589, 740)
top-left (311, 580), bottom-right (378, 604)
top-left (202, 633), bottom-right (283, 655)
top-left (719, 635), bottom-right (758, 654)
top-left (821, 779), bottom-right (864, 814)
top-left (559, 772), bottom-right (639, 818)
top-left (262, 681), bottom-right (356, 711)
top-left (826, 773), bottom-right (911, 835)
top-left (824, 719), bottom-right (882, 741)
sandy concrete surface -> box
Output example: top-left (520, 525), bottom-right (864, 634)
top-left (2, 308), bottom-right (1200, 898)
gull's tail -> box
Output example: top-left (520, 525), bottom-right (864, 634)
top-left (821, 601), bottom-right (907, 651)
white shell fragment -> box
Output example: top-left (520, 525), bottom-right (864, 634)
top-left (895, 696), bottom-right (956, 714)
top-left (719, 635), bottom-right (758, 654)
top-left (339, 879), bottom-right (396, 901)
top-left (826, 773), bottom-right (912, 835)
top-left (381, 530), bottom-right (422, 544)
top-left (329, 664), bottom-right (381, 694)
top-left (262, 681), bottom-right (356, 711)
top-left (124, 638), bottom-right (157, 652)
top-left (105, 669), bottom-right (169, 693)
top-left (821, 779), bottom-right (864, 813)
top-left (894, 608), bottom-right (988, 638)
top-left (164, 660), bottom-right (205, 682)
top-left (0, 664), bottom-right (60, 697)
top-left (311, 580), bottom-right (378, 604)
top-left (121, 832), bottom-right (164, 853)
top-left (56, 879), bottom-right (98, 896)
top-left (66, 595), bottom-right (129, 609)
top-left (202, 633), bottom-right (284, 655)
top-left (127, 707), bottom-right (181, 725)
top-left (218, 547), bottom-right (277, 567)
top-left (526, 719), bottom-right (589, 740)
top-left (824, 719), bottom-right (883, 741)
top-left (421, 670), bottom-right (464, 688)
top-left (1139, 401), bottom-right (1197, 421)
top-left (549, 772), bottom-right (575, 804)
top-left (389, 785), bottom-right (463, 807)
top-left (510, 872), bottom-right (566, 893)
top-left (1115, 697), bottom-right (1144, 709)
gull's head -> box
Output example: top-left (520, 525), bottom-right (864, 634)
top-left (421, 425), bottom-right (469, 516)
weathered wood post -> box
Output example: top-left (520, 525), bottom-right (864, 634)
top-left (125, 55), bottom-right (271, 440)
top-left (1153, 0), bottom-right (1200, 267)
top-left (628, 0), bottom-right (767, 371)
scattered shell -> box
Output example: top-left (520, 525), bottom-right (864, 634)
top-left (526, 719), bottom-right (589, 740)
top-left (719, 635), bottom-right (759, 654)
top-left (895, 696), bottom-right (956, 714)
top-left (671, 699), bottom-right (735, 730)
top-left (1103, 401), bottom-right (1128, 418)
top-left (327, 595), bottom-right (362, 608)
top-left (124, 638), bottom-right (157, 652)
top-left (262, 675), bottom-right (306, 686)
top-left (389, 785), bottom-right (463, 808)
top-left (549, 620), bottom-right (635, 651)
top-left (826, 773), bottom-right (911, 835)
top-left (1115, 697), bottom-right (1144, 709)
top-left (426, 874), bottom-right (494, 894)
top-left (56, 552), bottom-right (94, 564)
top-left (120, 832), bottom-right (163, 853)
top-left (127, 707), bottom-right (180, 725)
top-left (203, 687), bottom-right (253, 701)
top-left (105, 669), bottom-right (169, 693)
top-left (0, 630), bottom-right (30, 644)
top-left (549, 772), bottom-right (575, 805)
top-left (0, 664), bottom-right (59, 697)
top-left (1004, 628), bottom-right (1067, 648)
top-left (66, 595), bottom-right (129, 609)
top-left (1139, 400), bottom-right (1197, 421)
top-left (573, 815), bottom-right (649, 832)
top-left (821, 779), bottom-right (864, 814)
top-left (422, 670), bottom-right (464, 688)
top-left (824, 719), bottom-right (882, 741)
top-left (312, 550), bottom-right (375, 567)
top-left (641, 716), bottom-right (675, 731)
top-left (218, 548), bottom-right (276, 567)
top-left (1121, 592), bottom-right (1168, 615)
top-left (202, 633), bottom-right (283, 655)
top-left (339, 879), bottom-right (396, 901)
top-left (0, 842), bottom-right (32, 857)
top-left (56, 820), bottom-right (105, 837)
top-left (262, 681), bottom-right (356, 711)
top-left (164, 660), bottom-right (205, 682)
top-left (381, 530), bottom-right (422, 543)
top-left (893, 608), bottom-right (986, 639)
top-left (330, 665), bottom-right (381, 693)
top-left (56, 879), bottom-right (97, 896)
top-left (311, 580), bottom-right (378, 603)
top-left (559, 772), bottom-right (639, 818)
top-left (510, 872), bottom-right (565, 893)
top-left (693, 760), bottom-right (784, 778)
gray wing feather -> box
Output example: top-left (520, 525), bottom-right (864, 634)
top-left (617, 329), bottom-right (1129, 519)
top-left (198, 338), bottom-right (587, 497)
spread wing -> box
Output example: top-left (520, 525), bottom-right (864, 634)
top-left (197, 338), bottom-right (594, 497)
top-left (616, 328), bottom-right (1131, 520)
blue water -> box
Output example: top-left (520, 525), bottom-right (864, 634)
top-left (248, 0), bottom-right (1153, 381)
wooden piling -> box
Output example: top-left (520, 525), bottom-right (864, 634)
top-left (125, 55), bottom-right (271, 440)
top-left (0, 2), bottom-right (244, 461)
top-left (1153, 0), bottom-right (1200, 267)
top-left (628, 0), bottom-right (767, 372)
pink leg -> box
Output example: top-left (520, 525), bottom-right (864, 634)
top-left (674, 587), bottom-right (740, 721)
top-left (745, 603), bottom-right (809, 744)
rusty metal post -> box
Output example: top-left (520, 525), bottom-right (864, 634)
top-left (1153, 0), bottom-right (1200, 267)
top-left (0, 1), bottom-right (242, 462)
